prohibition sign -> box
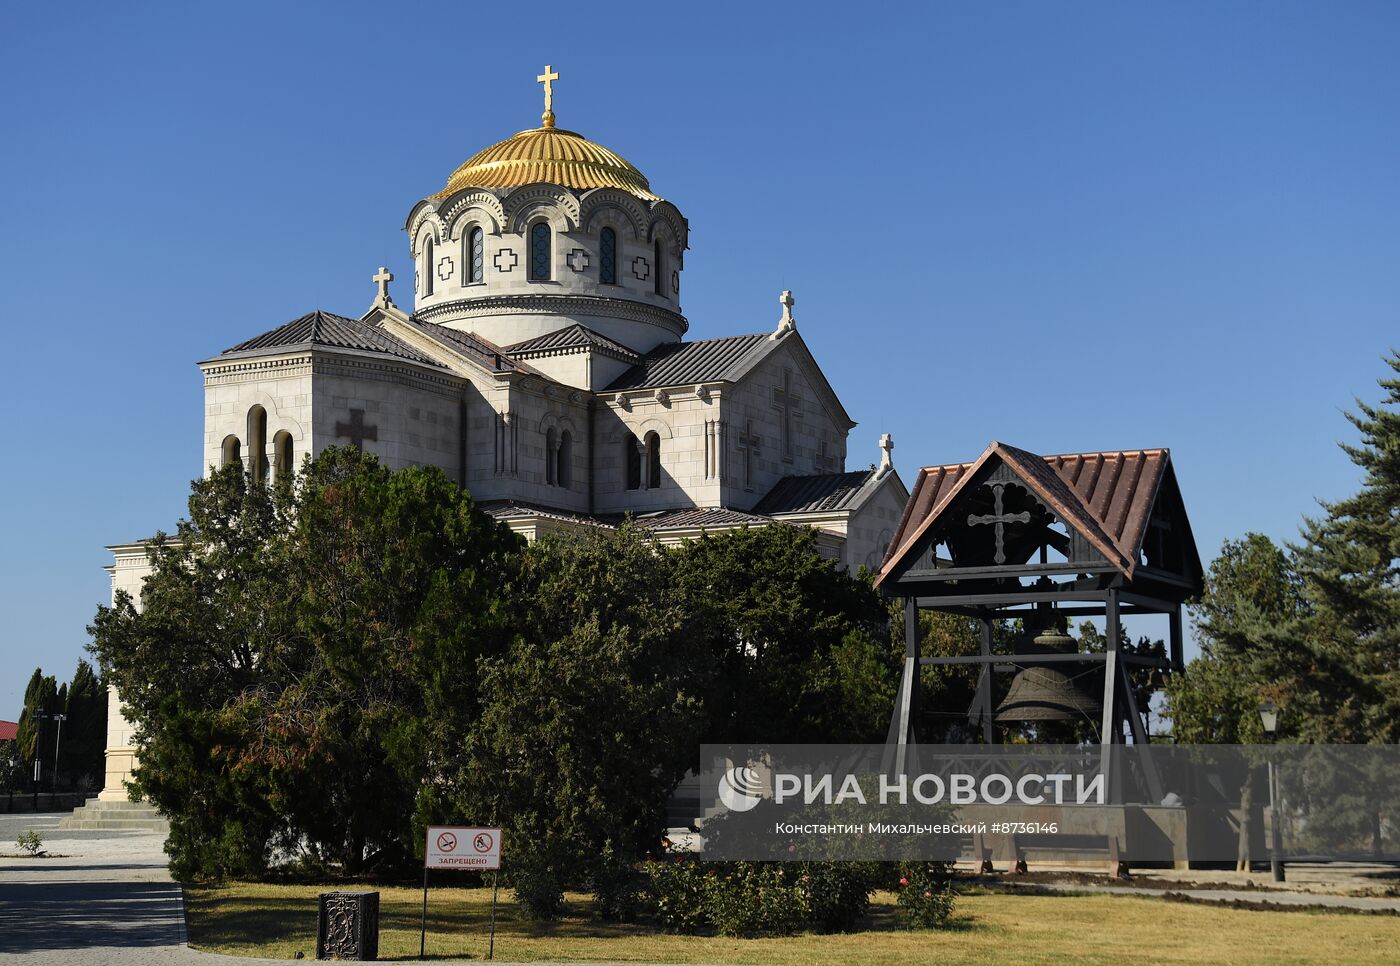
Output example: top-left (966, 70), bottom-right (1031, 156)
top-left (473, 831), bottom-right (494, 853)
top-left (437, 831), bottom-right (458, 852)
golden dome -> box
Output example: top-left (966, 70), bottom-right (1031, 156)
top-left (435, 126), bottom-right (660, 201)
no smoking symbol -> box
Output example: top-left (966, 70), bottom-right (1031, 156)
top-left (437, 832), bottom-right (458, 853)
top-left (473, 832), bottom-right (494, 853)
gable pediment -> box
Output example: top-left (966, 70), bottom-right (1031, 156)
top-left (877, 442), bottom-right (1203, 599)
top-left (726, 331), bottom-right (855, 433)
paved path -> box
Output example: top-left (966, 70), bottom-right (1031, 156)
top-left (0, 813), bottom-right (263, 965)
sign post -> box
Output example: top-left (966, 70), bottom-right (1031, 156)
top-left (422, 826), bottom-right (503, 961)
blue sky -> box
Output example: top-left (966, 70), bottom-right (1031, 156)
top-left (1, 2), bottom-right (1397, 717)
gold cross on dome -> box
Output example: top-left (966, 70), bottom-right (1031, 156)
top-left (537, 64), bottom-right (560, 127)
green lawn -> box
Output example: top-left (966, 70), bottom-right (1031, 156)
top-left (184, 882), bottom-right (1400, 965)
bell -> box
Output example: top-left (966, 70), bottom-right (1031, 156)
top-left (1030, 618), bottom-right (1077, 654)
top-left (994, 666), bottom-right (1102, 722)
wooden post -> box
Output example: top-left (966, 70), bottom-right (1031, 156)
top-left (1099, 591), bottom-right (1120, 797)
top-left (1117, 658), bottom-right (1165, 802)
top-left (885, 597), bottom-right (921, 774)
top-left (979, 616), bottom-right (995, 744)
top-left (1169, 605), bottom-right (1185, 673)
top-left (906, 596), bottom-right (920, 738)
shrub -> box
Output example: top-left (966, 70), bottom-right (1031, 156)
top-left (705, 863), bottom-right (807, 938)
top-left (894, 861), bottom-right (957, 929)
top-left (796, 862), bottom-right (877, 931)
top-left (16, 829), bottom-right (43, 856)
top-left (643, 855), bottom-right (709, 933)
top-left (644, 857), bottom-right (877, 937)
top-left (591, 848), bottom-right (644, 921)
top-left (508, 848), bottom-right (565, 920)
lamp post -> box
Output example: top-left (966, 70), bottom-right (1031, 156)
top-left (42, 713), bottom-right (66, 793)
top-left (1257, 701), bottom-right (1284, 882)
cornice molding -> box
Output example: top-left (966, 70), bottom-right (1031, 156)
top-left (415, 293), bottom-right (688, 338)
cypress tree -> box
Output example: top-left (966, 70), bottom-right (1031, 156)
top-left (15, 669), bottom-right (57, 773)
top-left (63, 660), bottom-right (107, 789)
top-left (1292, 350), bottom-right (1400, 743)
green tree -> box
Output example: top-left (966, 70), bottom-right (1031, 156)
top-left (463, 526), bottom-right (711, 918)
top-left (61, 660), bottom-right (107, 790)
top-left (1166, 533), bottom-right (1307, 742)
top-left (15, 669), bottom-right (58, 782)
top-left (89, 460), bottom-right (291, 878)
top-left (672, 524), bottom-right (895, 744)
top-left (1292, 349), bottom-right (1400, 744)
top-left (89, 447), bottom-right (523, 880)
top-left (264, 447), bottom-right (523, 874)
top-left (0, 739), bottom-right (20, 794)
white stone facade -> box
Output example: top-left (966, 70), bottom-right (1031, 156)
top-left (407, 186), bottom-right (689, 355)
top-left (99, 104), bottom-right (912, 806)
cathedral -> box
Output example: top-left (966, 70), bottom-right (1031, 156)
top-left (93, 69), bottom-right (908, 807)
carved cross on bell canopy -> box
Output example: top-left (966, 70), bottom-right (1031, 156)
top-left (967, 482), bottom-right (1031, 565)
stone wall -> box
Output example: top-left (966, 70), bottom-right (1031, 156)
top-left (98, 544), bottom-right (154, 802)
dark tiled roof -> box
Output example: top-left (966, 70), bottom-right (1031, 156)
top-left (605, 333), bottom-right (770, 391)
top-left (632, 507), bottom-right (772, 530)
top-left (222, 310), bottom-right (444, 367)
top-left (399, 317), bottom-right (529, 373)
top-left (879, 443), bottom-right (1194, 583)
top-left (477, 500), bottom-right (611, 527)
top-left (753, 469), bottom-right (878, 515)
top-left (504, 324), bottom-right (639, 362)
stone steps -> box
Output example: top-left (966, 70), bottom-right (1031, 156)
top-left (58, 799), bottom-right (169, 833)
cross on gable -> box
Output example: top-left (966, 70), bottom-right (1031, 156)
top-left (372, 267), bottom-right (394, 307)
top-left (737, 419), bottom-right (762, 486)
top-left (771, 369), bottom-right (803, 461)
top-left (967, 482), bottom-right (1031, 565)
top-left (335, 409), bottom-right (378, 450)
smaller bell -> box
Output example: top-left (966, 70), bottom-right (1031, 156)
top-left (1030, 615), bottom-right (1077, 654)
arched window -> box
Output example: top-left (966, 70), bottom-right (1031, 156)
top-left (599, 227), bottom-right (617, 285)
top-left (653, 240), bottom-right (664, 296)
top-left (545, 427), bottom-right (558, 485)
top-left (466, 226), bottom-right (484, 284)
top-left (273, 431), bottom-right (294, 482)
top-left (221, 435), bottom-right (242, 468)
top-left (424, 237), bottom-right (435, 297)
top-left (625, 436), bottom-right (641, 491)
top-left (529, 222), bottom-right (551, 281)
top-left (557, 431), bottom-right (572, 489)
top-left (645, 431), bottom-right (661, 489)
top-left (247, 406), bottom-right (268, 481)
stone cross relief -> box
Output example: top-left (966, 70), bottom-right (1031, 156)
top-left (771, 369), bottom-right (803, 462)
top-left (335, 409), bottom-right (378, 450)
top-left (737, 419), bottom-right (761, 487)
top-left (967, 482), bottom-right (1030, 565)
